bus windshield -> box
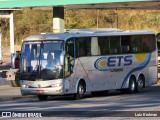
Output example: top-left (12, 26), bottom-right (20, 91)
top-left (20, 40), bottom-right (64, 80)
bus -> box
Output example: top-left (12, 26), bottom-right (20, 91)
top-left (19, 28), bottom-right (157, 101)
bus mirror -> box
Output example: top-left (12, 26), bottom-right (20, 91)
top-left (156, 33), bottom-right (160, 42)
top-left (60, 51), bottom-right (65, 65)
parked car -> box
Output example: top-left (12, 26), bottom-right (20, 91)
top-left (6, 51), bottom-right (21, 87)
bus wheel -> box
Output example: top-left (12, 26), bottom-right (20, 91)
top-left (136, 76), bottom-right (144, 93)
top-left (128, 77), bottom-right (136, 94)
top-left (74, 81), bottom-right (85, 100)
top-left (38, 95), bottom-right (48, 101)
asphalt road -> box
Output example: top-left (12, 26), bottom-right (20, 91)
top-left (0, 84), bottom-right (160, 119)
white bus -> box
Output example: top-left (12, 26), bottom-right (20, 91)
top-left (20, 28), bottom-right (157, 101)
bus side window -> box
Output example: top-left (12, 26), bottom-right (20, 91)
top-left (131, 36), bottom-right (142, 53)
top-left (121, 36), bottom-right (131, 54)
top-left (98, 37), bottom-right (109, 55)
top-left (109, 36), bottom-right (121, 54)
top-left (142, 35), bottom-right (155, 52)
top-left (76, 37), bottom-right (91, 57)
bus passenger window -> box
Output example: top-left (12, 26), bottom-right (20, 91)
top-left (79, 48), bottom-right (85, 56)
top-left (142, 35), bottom-right (155, 52)
top-left (98, 37), bottom-right (109, 55)
top-left (109, 36), bottom-right (121, 54)
top-left (121, 36), bottom-right (131, 54)
top-left (131, 36), bottom-right (143, 53)
top-left (76, 37), bottom-right (91, 57)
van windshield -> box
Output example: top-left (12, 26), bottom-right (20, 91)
top-left (20, 40), bottom-right (64, 80)
top-left (157, 41), bottom-right (160, 55)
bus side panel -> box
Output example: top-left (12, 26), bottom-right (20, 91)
top-left (78, 56), bottom-right (123, 92)
top-left (148, 51), bottom-right (158, 85)
top-left (70, 52), bottom-right (157, 93)
top-left (66, 58), bottom-right (92, 94)
top-left (149, 66), bottom-right (157, 85)
top-left (75, 58), bottom-right (97, 92)
top-left (76, 57), bottom-right (113, 92)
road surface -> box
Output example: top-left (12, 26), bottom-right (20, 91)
top-left (0, 84), bottom-right (160, 119)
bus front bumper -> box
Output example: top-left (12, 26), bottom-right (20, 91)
top-left (20, 87), bottom-right (64, 96)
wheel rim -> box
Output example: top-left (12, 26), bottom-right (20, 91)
top-left (138, 78), bottom-right (143, 88)
top-left (130, 80), bottom-right (135, 91)
top-left (78, 85), bottom-right (84, 96)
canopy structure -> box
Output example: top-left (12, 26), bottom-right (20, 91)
top-left (0, 33), bottom-right (2, 64)
top-left (0, 0), bottom-right (160, 10)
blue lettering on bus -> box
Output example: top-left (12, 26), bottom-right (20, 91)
top-left (107, 56), bottom-right (116, 67)
top-left (124, 55), bottom-right (132, 66)
top-left (94, 55), bottom-right (133, 70)
top-left (107, 55), bottom-right (132, 67)
top-left (117, 56), bottom-right (124, 66)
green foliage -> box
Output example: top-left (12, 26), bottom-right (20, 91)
top-left (14, 9), bottom-right (53, 44)
top-left (0, 19), bottom-right (9, 46)
top-left (1, 9), bottom-right (160, 46)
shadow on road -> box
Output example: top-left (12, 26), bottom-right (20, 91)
top-left (40, 84), bottom-right (160, 102)
top-left (0, 63), bottom-right (11, 77)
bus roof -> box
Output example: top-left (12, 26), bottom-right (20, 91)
top-left (23, 28), bottom-right (155, 42)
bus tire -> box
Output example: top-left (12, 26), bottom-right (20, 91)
top-left (38, 95), bottom-right (48, 101)
top-left (74, 81), bottom-right (86, 100)
top-left (128, 76), bottom-right (136, 94)
top-left (136, 75), bottom-right (144, 93)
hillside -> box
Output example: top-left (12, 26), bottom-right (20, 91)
top-left (1, 9), bottom-right (160, 46)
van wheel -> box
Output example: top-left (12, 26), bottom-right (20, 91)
top-left (136, 76), bottom-right (144, 93)
top-left (8, 80), bottom-right (17, 87)
top-left (128, 77), bottom-right (136, 94)
top-left (15, 72), bottom-right (20, 87)
top-left (38, 95), bottom-right (48, 101)
top-left (9, 81), bottom-right (14, 87)
top-left (12, 80), bottom-right (18, 87)
top-left (74, 81), bottom-right (85, 100)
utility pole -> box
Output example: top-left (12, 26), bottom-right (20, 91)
top-left (53, 7), bottom-right (64, 33)
top-left (0, 9), bottom-right (17, 65)
top-left (0, 33), bottom-right (2, 64)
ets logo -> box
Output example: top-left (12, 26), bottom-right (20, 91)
top-left (94, 55), bottom-right (132, 70)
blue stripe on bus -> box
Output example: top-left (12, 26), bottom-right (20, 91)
top-left (121, 53), bottom-right (151, 89)
top-left (138, 54), bottom-right (150, 67)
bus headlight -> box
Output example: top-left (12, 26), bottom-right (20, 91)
top-left (21, 84), bottom-right (28, 88)
top-left (51, 83), bottom-right (63, 87)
